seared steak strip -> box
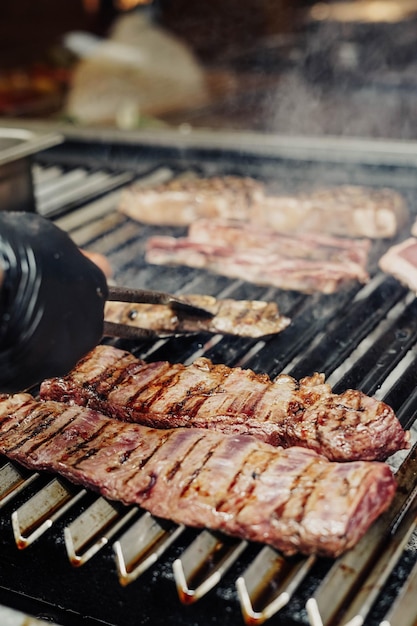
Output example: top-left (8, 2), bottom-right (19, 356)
top-left (0, 393), bottom-right (397, 558)
top-left (145, 219), bottom-right (371, 295)
top-left (188, 219), bottom-right (371, 268)
top-left (40, 345), bottom-right (409, 463)
top-left (119, 175), bottom-right (407, 239)
top-left (145, 238), bottom-right (369, 295)
top-left (104, 294), bottom-right (291, 338)
top-left (255, 185), bottom-right (408, 239)
top-left (119, 175), bottom-right (264, 226)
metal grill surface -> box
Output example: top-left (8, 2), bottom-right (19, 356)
top-left (0, 134), bottom-right (416, 626)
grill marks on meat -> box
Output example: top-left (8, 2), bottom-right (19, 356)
top-left (40, 345), bottom-right (409, 462)
top-left (256, 185), bottom-right (408, 239)
top-left (0, 393), bottom-right (397, 558)
top-left (145, 219), bottom-right (371, 294)
top-left (104, 295), bottom-right (291, 338)
top-left (118, 176), bottom-right (264, 226)
top-left (119, 175), bottom-right (407, 239)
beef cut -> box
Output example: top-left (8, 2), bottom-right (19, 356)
top-left (118, 175), bottom-right (407, 238)
top-left (379, 237), bottom-right (417, 293)
top-left (256, 185), bottom-right (408, 239)
top-left (104, 294), bottom-right (291, 338)
top-left (0, 392), bottom-right (397, 558)
top-left (119, 175), bottom-right (264, 225)
top-left (145, 219), bottom-right (371, 295)
top-left (40, 345), bottom-right (409, 463)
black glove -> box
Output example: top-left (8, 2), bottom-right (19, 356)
top-left (0, 212), bottom-right (108, 392)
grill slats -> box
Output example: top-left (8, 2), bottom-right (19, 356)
top-left (1, 137), bottom-right (417, 626)
top-left (11, 478), bottom-right (84, 549)
top-left (380, 557), bottom-right (417, 626)
top-left (0, 461), bottom-right (39, 509)
top-left (114, 511), bottom-right (184, 586)
top-left (64, 497), bottom-right (135, 567)
top-left (173, 531), bottom-right (247, 604)
top-left (307, 444), bottom-right (417, 626)
top-left (236, 548), bottom-right (316, 625)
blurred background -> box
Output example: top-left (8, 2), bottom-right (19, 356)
top-left (2, 0), bottom-right (417, 139)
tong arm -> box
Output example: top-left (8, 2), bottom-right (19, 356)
top-left (106, 285), bottom-right (214, 319)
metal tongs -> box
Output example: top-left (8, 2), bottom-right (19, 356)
top-left (102, 285), bottom-right (214, 341)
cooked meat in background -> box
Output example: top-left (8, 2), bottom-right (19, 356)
top-left (379, 237), bottom-right (417, 292)
top-left (104, 294), bottom-right (291, 338)
top-left (40, 345), bottom-right (409, 463)
top-left (145, 223), bottom-right (370, 294)
top-left (119, 175), bottom-right (407, 238)
top-left (0, 392), bottom-right (397, 558)
top-left (119, 176), bottom-right (264, 225)
top-left (188, 219), bottom-right (371, 266)
top-left (256, 185), bottom-right (408, 239)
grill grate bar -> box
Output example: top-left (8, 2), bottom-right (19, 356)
top-left (307, 444), bottom-right (417, 626)
top-left (11, 478), bottom-right (86, 549)
top-left (378, 352), bottom-right (417, 426)
top-left (336, 493), bottom-right (417, 626)
top-left (173, 531), bottom-right (247, 604)
top-left (236, 548), bottom-right (316, 625)
top-left (34, 166), bottom-right (134, 218)
top-left (288, 276), bottom-right (408, 384)
top-left (114, 511), bottom-right (184, 586)
top-left (0, 461), bottom-right (39, 510)
top-left (64, 496), bottom-right (136, 567)
top-left (379, 556), bottom-right (417, 626)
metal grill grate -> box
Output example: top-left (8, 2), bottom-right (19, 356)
top-left (0, 132), bottom-right (416, 626)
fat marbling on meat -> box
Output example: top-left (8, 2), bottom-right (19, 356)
top-left (0, 392), bottom-right (397, 558)
top-left (119, 175), bottom-right (407, 239)
top-left (40, 345), bottom-right (409, 463)
top-left (145, 219), bottom-right (371, 294)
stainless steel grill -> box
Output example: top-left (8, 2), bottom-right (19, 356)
top-left (0, 126), bottom-right (416, 626)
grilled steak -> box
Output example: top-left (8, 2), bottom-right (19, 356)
top-left (256, 185), bottom-right (408, 239)
top-left (119, 175), bottom-right (264, 225)
top-left (145, 220), bottom-right (370, 295)
top-left (0, 393), bottom-right (397, 558)
top-left (379, 237), bottom-right (417, 293)
top-left (188, 219), bottom-right (371, 267)
top-left (104, 294), bottom-right (291, 338)
top-left (119, 175), bottom-right (407, 239)
top-left (40, 345), bottom-right (409, 462)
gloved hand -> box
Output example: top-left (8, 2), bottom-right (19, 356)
top-left (0, 212), bottom-right (108, 392)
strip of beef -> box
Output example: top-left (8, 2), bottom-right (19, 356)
top-left (104, 294), bottom-right (291, 338)
top-left (188, 219), bottom-right (371, 268)
top-left (255, 185), bottom-right (408, 239)
top-left (119, 175), bottom-right (264, 225)
top-left (0, 393), bottom-right (397, 558)
top-left (40, 345), bottom-right (409, 463)
top-left (118, 175), bottom-right (407, 239)
top-left (145, 236), bottom-right (369, 295)
top-left (379, 237), bottom-right (417, 293)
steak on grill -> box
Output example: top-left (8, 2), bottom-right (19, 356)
top-left (119, 175), bottom-right (407, 238)
top-left (40, 345), bottom-right (409, 463)
top-left (188, 219), bottom-right (371, 267)
top-left (0, 392), bottom-right (397, 558)
top-left (256, 185), bottom-right (408, 239)
top-left (119, 175), bottom-right (264, 225)
top-left (104, 294), bottom-right (291, 338)
top-left (145, 219), bottom-right (370, 294)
